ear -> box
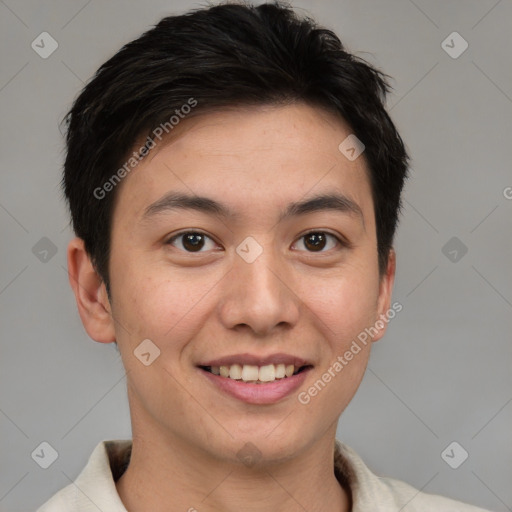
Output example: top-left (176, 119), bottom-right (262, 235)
top-left (67, 237), bottom-right (116, 343)
top-left (371, 248), bottom-right (396, 342)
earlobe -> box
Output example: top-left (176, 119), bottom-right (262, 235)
top-left (372, 248), bottom-right (396, 342)
top-left (67, 237), bottom-right (116, 343)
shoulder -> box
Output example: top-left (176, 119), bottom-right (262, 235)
top-left (377, 474), bottom-right (490, 511)
top-left (36, 486), bottom-right (77, 512)
top-left (334, 440), bottom-right (491, 511)
top-left (36, 440), bottom-right (131, 512)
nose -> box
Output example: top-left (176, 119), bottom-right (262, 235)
top-left (217, 244), bottom-right (301, 336)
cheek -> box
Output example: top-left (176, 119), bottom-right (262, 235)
top-left (304, 266), bottom-right (380, 345)
top-left (109, 261), bottom-right (215, 354)
top-left (111, 271), bottom-right (203, 413)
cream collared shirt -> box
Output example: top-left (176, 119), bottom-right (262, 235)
top-left (36, 439), bottom-right (491, 511)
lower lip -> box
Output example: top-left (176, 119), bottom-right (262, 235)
top-left (199, 367), bottom-right (311, 405)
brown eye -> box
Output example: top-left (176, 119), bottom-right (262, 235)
top-left (304, 232), bottom-right (327, 251)
top-left (167, 231), bottom-right (217, 253)
top-left (294, 232), bottom-right (341, 252)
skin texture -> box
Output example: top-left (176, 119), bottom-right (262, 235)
top-left (67, 103), bottom-right (396, 512)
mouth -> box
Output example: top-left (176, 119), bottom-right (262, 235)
top-left (197, 355), bottom-right (313, 404)
top-left (199, 363), bottom-right (312, 384)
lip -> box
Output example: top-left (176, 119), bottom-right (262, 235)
top-left (200, 352), bottom-right (311, 367)
top-left (199, 366), bottom-right (312, 405)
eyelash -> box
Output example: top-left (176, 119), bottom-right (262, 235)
top-left (165, 230), bottom-right (346, 254)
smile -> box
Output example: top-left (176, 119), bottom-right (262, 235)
top-left (200, 363), bottom-right (310, 384)
top-left (197, 354), bottom-right (313, 404)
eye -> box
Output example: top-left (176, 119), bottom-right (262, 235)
top-left (292, 231), bottom-right (343, 253)
top-left (166, 231), bottom-right (219, 253)
top-left (166, 230), bottom-right (345, 254)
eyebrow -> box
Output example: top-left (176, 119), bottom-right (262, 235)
top-left (142, 191), bottom-right (364, 226)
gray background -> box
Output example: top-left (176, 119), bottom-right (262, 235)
top-left (1, 0), bottom-right (511, 510)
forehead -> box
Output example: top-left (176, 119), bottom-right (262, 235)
top-left (153, 103), bottom-right (362, 169)
top-left (113, 103), bottom-right (373, 224)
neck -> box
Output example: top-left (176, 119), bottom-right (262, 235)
top-left (116, 430), bottom-right (351, 512)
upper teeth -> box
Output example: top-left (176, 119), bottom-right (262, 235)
top-left (210, 363), bottom-right (297, 382)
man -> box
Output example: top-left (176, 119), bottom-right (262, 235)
top-left (38, 2), bottom-right (490, 510)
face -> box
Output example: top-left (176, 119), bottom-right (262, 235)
top-left (79, 103), bottom-right (395, 464)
